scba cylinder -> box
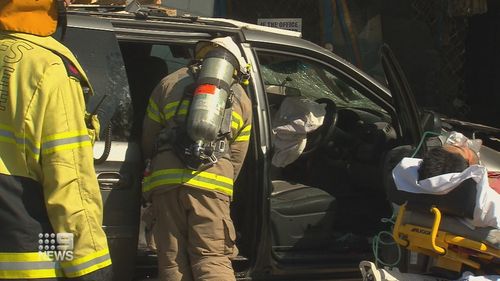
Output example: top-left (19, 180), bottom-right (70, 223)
top-left (187, 48), bottom-right (238, 143)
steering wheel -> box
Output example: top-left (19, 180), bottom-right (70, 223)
top-left (300, 98), bottom-right (338, 157)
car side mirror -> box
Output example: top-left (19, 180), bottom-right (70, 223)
top-left (421, 110), bottom-right (442, 134)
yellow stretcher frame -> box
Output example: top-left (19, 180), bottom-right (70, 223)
top-left (392, 203), bottom-right (500, 273)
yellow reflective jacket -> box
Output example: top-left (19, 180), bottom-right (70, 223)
top-left (141, 67), bottom-right (252, 198)
top-left (0, 32), bottom-right (111, 279)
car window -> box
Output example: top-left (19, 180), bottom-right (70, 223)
top-left (63, 27), bottom-right (132, 141)
top-left (257, 52), bottom-right (386, 113)
top-left (117, 42), bottom-right (194, 139)
top-left (150, 45), bottom-right (192, 74)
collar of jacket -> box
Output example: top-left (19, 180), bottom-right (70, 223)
top-left (4, 31), bottom-right (94, 96)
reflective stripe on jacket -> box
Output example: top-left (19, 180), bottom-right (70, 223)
top-left (0, 32), bottom-right (111, 279)
top-left (141, 67), bottom-right (252, 197)
top-left (0, 249), bottom-right (110, 279)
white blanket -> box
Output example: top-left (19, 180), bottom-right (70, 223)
top-left (392, 157), bottom-right (500, 229)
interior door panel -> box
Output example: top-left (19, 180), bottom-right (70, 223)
top-left (64, 20), bottom-right (142, 281)
top-left (94, 142), bottom-right (142, 281)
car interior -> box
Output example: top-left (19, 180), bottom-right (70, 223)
top-left (256, 52), bottom-right (400, 264)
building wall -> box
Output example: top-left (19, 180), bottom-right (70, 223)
top-left (221, 0), bottom-right (498, 126)
top-left (465, 1), bottom-right (500, 128)
top-left (227, 0), bottom-right (321, 44)
top-left (161, 0), bottom-right (215, 16)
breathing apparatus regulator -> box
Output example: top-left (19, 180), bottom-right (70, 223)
top-left (178, 37), bottom-right (250, 170)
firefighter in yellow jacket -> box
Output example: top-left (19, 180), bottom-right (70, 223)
top-left (0, 0), bottom-right (112, 280)
top-left (141, 37), bottom-right (252, 281)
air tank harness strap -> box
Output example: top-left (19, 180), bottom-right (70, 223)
top-left (219, 87), bottom-right (234, 136)
top-left (153, 85), bottom-right (234, 171)
top-left (196, 76), bottom-right (232, 96)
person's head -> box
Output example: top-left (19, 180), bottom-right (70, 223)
top-left (0, 0), bottom-right (68, 37)
top-left (442, 144), bottom-right (479, 166)
top-left (418, 146), bottom-right (469, 180)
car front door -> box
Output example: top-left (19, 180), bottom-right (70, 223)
top-left (243, 34), bottom-right (432, 279)
top-left (379, 44), bottom-right (423, 146)
top-left (246, 42), bottom-right (399, 279)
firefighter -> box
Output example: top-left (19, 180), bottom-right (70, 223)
top-left (0, 0), bottom-right (112, 280)
top-left (141, 37), bottom-right (252, 281)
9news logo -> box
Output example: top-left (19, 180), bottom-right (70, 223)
top-left (38, 232), bottom-right (74, 261)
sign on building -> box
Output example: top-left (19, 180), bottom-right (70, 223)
top-left (257, 18), bottom-right (302, 33)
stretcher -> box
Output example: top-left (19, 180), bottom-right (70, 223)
top-left (392, 203), bottom-right (499, 275)
top-left (359, 260), bottom-right (450, 281)
top-left (376, 143), bottom-right (500, 280)
top-left (367, 201), bottom-right (500, 280)
top-left (359, 260), bottom-right (500, 281)
top-left (380, 153), bottom-right (500, 279)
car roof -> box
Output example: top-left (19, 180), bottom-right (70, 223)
top-left (67, 8), bottom-right (295, 35)
top-left (66, 8), bottom-right (388, 94)
top-left (66, 8), bottom-right (344, 59)
top-left (66, 9), bottom-right (353, 66)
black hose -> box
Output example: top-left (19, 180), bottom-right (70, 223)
top-left (94, 124), bottom-right (112, 165)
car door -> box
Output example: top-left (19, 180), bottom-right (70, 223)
top-left (379, 44), bottom-right (424, 146)
top-left (245, 34), bottom-right (430, 279)
top-left (246, 42), bottom-right (398, 279)
top-left (64, 15), bottom-right (142, 281)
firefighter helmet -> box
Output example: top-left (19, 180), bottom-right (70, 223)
top-left (0, 0), bottom-right (62, 36)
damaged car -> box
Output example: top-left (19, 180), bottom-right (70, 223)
top-left (61, 4), bottom-right (500, 280)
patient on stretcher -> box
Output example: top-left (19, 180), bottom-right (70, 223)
top-left (387, 134), bottom-right (499, 277)
top-left (393, 144), bottom-right (499, 229)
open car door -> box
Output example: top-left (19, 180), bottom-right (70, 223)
top-left (380, 44), bottom-right (424, 147)
top-left (64, 17), bottom-right (142, 281)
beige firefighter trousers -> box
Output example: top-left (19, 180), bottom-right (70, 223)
top-left (152, 186), bottom-right (238, 281)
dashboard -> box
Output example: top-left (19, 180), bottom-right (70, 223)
top-left (325, 107), bottom-right (397, 163)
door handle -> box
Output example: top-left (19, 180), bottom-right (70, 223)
top-left (97, 172), bottom-right (126, 189)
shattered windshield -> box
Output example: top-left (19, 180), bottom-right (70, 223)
top-left (258, 52), bottom-right (386, 113)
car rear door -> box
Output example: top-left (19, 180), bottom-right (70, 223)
top-left (64, 15), bottom-right (142, 281)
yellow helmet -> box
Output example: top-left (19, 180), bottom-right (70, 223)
top-left (0, 0), bottom-right (58, 36)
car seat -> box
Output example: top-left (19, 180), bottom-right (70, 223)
top-left (270, 180), bottom-right (336, 250)
top-left (383, 146), bottom-right (500, 276)
top-left (267, 90), bottom-right (337, 250)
